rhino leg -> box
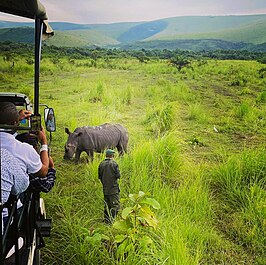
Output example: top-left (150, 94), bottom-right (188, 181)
top-left (116, 144), bottom-right (126, 156)
top-left (85, 149), bottom-right (94, 162)
top-left (74, 149), bottom-right (82, 163)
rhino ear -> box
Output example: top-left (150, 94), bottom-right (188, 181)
top-left (65, 128), bottom-right (71, 135)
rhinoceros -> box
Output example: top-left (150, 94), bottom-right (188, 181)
top-left (64, 123), bottom-right (128, 162)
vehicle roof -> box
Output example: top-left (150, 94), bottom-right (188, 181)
top-left (0, 0), bottom-right (48, 20)
top-left (0, 92), bottom-right (33, 109)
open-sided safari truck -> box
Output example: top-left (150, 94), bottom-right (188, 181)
top-left (0, 0), bottom-right (55, 264)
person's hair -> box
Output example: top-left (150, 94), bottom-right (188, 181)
top-left (16, 133), bottom-right (38, 148)
top-left (0, 102), bottom-right (19, 125)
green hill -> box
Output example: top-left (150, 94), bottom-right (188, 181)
top-left (45, 29), bottom-right (119, 47)
top-left (43, 31), bottom-right (89, 47)
top-left (148, 16), bottom-right (266, 44)
top-left (66, 29), bottom-right (119, 46)
top-left (157, 15), bottom-right (266, 36)
top-left (85, 22), bottom-right (141, 40)
top-left (117, 20), bottom-right (168, 43)
top-left (0, 27), bottom-right (34, 43)
top-left (1, 15), bottom-right (266, 49)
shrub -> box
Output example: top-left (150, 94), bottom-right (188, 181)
top-left (112, 191), bottom-right (160, 262)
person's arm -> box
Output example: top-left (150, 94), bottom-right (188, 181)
top-left (113, 162), bottom-right (121, 179)
top-left (34, 128), bottom-right (49, 177)
top-left (30, 168), bottom-right (56, 193)
top-left (49, 156), bottom-right (54, 169)
top-left (98, 164), bottom-right (103, 180)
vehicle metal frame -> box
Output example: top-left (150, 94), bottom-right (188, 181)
top-left (0, 1), bottom-right (54, 264)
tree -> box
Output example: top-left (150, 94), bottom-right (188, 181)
top-left (169, 55), bottom-right (191, 71)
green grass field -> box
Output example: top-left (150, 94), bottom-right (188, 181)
top-left (0, 53), bottom-right (266, 264)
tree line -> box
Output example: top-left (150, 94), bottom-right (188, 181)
top-left (0, 41), bottom-right (266, 64)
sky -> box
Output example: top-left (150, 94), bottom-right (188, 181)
top-left (0, 0), bottom-right (266, 24)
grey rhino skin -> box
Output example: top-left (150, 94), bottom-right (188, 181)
top-left (64, 123), bottom-right (128, 162)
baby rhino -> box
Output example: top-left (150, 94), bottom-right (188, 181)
top-left (64, 123), bottom-right (128, 162)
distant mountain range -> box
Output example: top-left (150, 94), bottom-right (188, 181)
top-left (0, 14), bottom-right (266, 51)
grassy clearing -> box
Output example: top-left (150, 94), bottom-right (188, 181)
top-left (1, 54), bottom-right (266, 264)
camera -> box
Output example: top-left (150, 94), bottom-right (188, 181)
top-left (30, 114), bottom-right (42, 132)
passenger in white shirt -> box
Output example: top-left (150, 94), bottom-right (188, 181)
top-left (1, 148), bottom-right (29, 233)
top-left (0, 102), bottom-right (49, 177)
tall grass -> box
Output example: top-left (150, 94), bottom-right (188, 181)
top-left (211, 148), bottom-right (266, 263)
top-left (144, 104), bottom-right (175, 136)
top-left (187, 102), bottom-right (209, 124)
top-left (2, 54), bottom-right (266, 264)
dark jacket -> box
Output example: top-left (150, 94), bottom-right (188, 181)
top-left (29, 168), bottom-right (56, 193)
top-left (98, 158), bottom-right (120, 195)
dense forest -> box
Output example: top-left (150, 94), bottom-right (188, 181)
top-left (1, 41), bottom-right (266, 66)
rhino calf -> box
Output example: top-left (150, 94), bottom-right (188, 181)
top-left (64, 123), bottom-right (128, 162)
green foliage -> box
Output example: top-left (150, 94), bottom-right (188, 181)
top-left (89, 82), bottom-right (104, 103)
top-left (229, 75), bottom-right (248, 87)
top-left (3, 52), bottom-right (15, 62)
top-left (256, 90), bottom-right (266, 103)
top-left (240, 88), bottom-right (252, 95)
top-left (169, 55), bottom-right (191, 71)
top-left (234, 102), bottom-right (250, 119)
top-left (257, 56), bottom-right (266, 64)
top-left (187, 102), bottom-right (209, 123)
top-left (113, 191), bottom-right (160, 261)
top-left (258, 67), bottom-right (266, 78)
top-left (120, 86), bottom-right (132, 105)
top-left (1, 42), bottom-right (266, 64)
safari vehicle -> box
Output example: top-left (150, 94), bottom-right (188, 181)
top-left (0, 0), bottom-right (55, 264)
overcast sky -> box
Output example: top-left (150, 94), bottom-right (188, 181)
top-left (1, 0), bottom-right (266, 24)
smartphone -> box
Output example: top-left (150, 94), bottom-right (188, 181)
top-left (30, 114), bottom-right (42, 132)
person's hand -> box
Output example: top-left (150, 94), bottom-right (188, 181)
top-left (19, 109), bottom-right (32, 121)
top-left (36, 127), bottom-right (48, 145)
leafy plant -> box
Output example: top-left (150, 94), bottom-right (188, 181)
top-left (113, 191), bottom-right (160, 261)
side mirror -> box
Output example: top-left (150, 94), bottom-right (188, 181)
top-left (44, 108), bottom-right (56, 132)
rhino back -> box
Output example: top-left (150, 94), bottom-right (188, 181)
top-left (88, 126), bottom-right (121, 151)
top-left (113, 124), bottom-right (128, 143)
top-left (74, 124), bottom-right (128, 151)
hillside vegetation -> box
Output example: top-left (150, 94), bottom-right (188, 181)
top-left (1, 14), bottom-right (266, 49)
top-left (154, 15), bottom-right (266, 40)
top-left (149, 19), bottom-right (266, 45)
top-left (0, 46), bottom-right (266, 264)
